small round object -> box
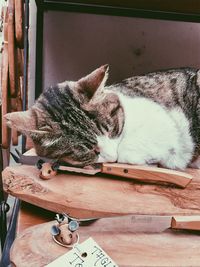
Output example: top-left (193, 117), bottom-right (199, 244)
top-left (123, 169), bottom-right (128, 174)
top-left (51, 225), bottom-right (60, 236)
top-left (68, 220), bottom-right (79, 232)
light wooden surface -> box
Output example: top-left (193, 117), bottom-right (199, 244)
top-left (3, 164), bottom-right (200, 218)
top-left (102, 163), bottom-right (193, 188)
top-left (10, 212), bottom-right (200, 267)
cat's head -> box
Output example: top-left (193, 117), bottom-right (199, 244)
top-left (5, 65), bottom-right (124, 166)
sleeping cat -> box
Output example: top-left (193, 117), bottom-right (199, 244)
top-left (5, 65), bottom-right (200, 169)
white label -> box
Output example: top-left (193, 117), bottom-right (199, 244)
top-left (46, 237), bottom-right (118, 267)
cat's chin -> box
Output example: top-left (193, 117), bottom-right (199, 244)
top-left (97, 155), bottom-right (106, 163)
top-left (97, 155), bottom-right (117, 164)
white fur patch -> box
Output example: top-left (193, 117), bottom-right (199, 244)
top-left (97, 135), bottom-right (121, 163)
top-left (97, 94), bottom-right (194, 170)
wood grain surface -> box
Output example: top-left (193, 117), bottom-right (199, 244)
top-left (102, 163), bottom-right (193, 188)
top-left (8, 0), bottom-right (18, 97)
top-left (3, 164), bottom-right (200, 218)
top-left (10, 217), bottom-right (200, 267)
top-left (1, 7), bottom-right (10, 149)
top-left (14, 0), bottom-right (24, 48)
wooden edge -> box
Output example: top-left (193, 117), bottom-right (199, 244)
top-left (171, 216), bottom-right (200, 230)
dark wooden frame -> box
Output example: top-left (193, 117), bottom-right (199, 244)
top-left (34, 0), bottom-right (200, 98)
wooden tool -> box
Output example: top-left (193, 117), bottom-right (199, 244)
top-left (59, 163), bottom-right (193, 188)
top-left (9, 149), bottom-right (193, 188)
top-left (171, 216), bottom-right (200, 231)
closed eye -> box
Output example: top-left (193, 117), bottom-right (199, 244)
top-left (39, 125), bottom-right (53, 131)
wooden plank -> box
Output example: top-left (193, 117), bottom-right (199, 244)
top-left (8, 0), bottom-right (18, 97)
top-left (10, 217), bottom-right (200, 267)
top-left (3, 164), bottom-right (200, 218)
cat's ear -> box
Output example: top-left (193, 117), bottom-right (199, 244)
top-left (4, 110), bottom-right (38, 135)
top-left (77, 64), bottom-right (109, 98)
top-left (5, 109), bottom-right (52, 137)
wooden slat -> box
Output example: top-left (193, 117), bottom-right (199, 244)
top-left (8, 0), bottom-right (18, 97)
top-left (3, 164), bottom-right (200, 218)
top-left (15, 0), bottom-right (24, 48)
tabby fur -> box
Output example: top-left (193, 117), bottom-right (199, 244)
top-left (5, 65), bottom-right (200, 168)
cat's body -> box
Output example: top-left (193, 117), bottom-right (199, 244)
top-left (5, 65), bottom-right (200, 169)
top-left (97, 93), bottom-right (194, 169)
top-left (109, 68), bottom-right (200, 157)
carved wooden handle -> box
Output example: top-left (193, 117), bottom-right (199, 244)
top-left (171, 216), bottom-right (200, 231)
top-left (102, 163), bottom-right (192, 188)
